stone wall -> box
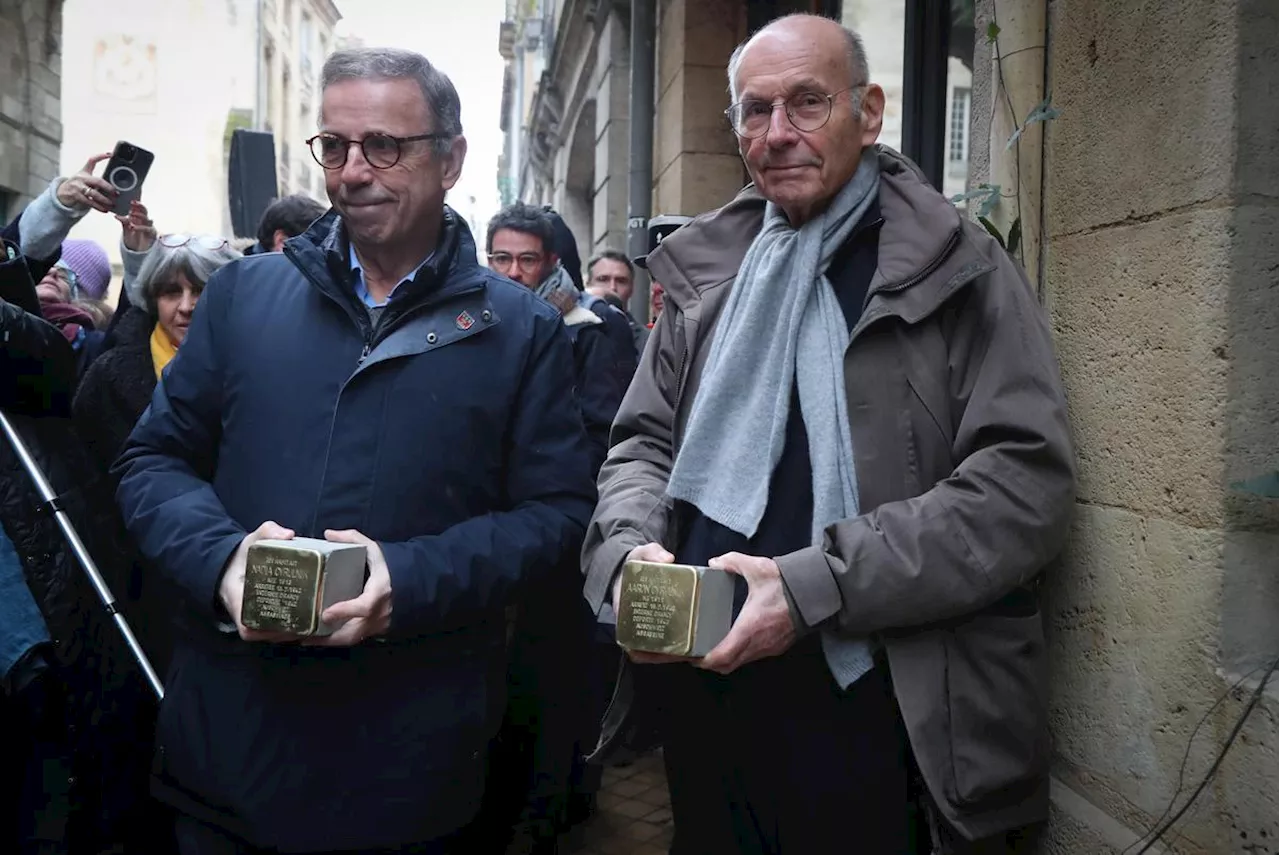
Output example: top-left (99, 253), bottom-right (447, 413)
top-left (0, 0), bottom-right (63, 219)
top-left (652, 0), bottom-right (747, 217)
top-left (1030, 0), bottom-right (1278, 851)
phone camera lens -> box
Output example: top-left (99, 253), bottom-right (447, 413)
top-left (118, 144), bottom-right (136, 162)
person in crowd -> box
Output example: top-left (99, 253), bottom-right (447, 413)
top-left (586, 250), bottom-right (648, 355)
top-left (73, 222), bottom-right (238, 480)
top-left (14, 152), bottom-right (131, 375)
top-left (648, 279), bottom-right (664, 324)
top-left (586, 249), bottom-right (634, 304)
top-left (36, 239), bottom-right (113, 357)
top-left (543, 205), bottom-right (584, 290)
top-left (255, 193), bottom-right (328, 253)
top-left (479, 203), bottom-right (622, 853)
top-left (71, 213), bottom-right (236, 685)
top-left (112, 46), bottom-right (595, 855)
top-left (56, 238), bottom-right (113, 303)
top-left (583, 14), bottom-right (1075, 855)
top-left (1, 207), bottom-right (168, 855)
top-left (34, 261), bottom-right (105, 359)
top-left (540, 208), bottom-right (639, 376)
top-left (487, 203), bottom-right (627, 472)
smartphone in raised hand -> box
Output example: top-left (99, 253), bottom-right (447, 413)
top-left (101, 141), bottom-right (155, 216)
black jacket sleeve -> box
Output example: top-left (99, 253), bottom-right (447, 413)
top-left (571, 323), bottom-right (627, 474)
top-left (0, 242), bottom-right (76, 417)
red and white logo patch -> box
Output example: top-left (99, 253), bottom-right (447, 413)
top-left (455, 310), bottom-right (475, 331)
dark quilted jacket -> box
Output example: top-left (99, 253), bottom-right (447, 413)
top-left (0, 219), bottom-right (165, 854)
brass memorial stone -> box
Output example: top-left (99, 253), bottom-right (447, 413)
top-left (241, 538), bottom-right (366, 637)
top-left (616, 560), bottom-right (734, 657)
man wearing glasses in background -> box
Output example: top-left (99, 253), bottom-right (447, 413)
top-left (486, 202), bottom-right (628, 472)
top-left (113, 47), bottom-right (595, 855)
top-left (583, 14), bottom-right (1074, 854)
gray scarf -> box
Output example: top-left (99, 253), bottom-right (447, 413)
top-left (666, 151), bottom-right (880, 688)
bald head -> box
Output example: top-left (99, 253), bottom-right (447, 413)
top-left (727, 14), bottom-right (869, 105)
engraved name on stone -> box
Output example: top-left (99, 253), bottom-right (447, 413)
top-left (250, 554), bottom-right (311, 622)
top-left (625, 578), bottom-right (684, 641)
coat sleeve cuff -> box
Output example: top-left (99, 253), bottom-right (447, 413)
top-left (583, 533), bottom-right (643, 616)
top-left (121, 242), bottom-right (150, 307)
top-left (204, 532), bottom-right (247, 629)
top-left (775, 545), bottom-right (842, 629)
top-left (18, 179), bottom-right (88, 260)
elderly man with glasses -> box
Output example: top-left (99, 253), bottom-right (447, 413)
top-left (112, 47), bottom-right (596, 855)
top-left (583, 14), bottom-right (1075, 855)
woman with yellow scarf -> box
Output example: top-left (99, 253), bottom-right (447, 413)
top-left (73, 214), bottom-right (240, 478)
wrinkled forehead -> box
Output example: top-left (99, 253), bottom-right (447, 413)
top-left (733, 28), bottom-right (850, 100)
top-left (319, 77), bottom-right (431, 136)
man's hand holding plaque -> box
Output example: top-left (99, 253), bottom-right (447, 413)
top-left (302, 529), bottom-right (393, 647)
top-left (696, 552), bottom-right (797, 675)
top-left (218, 520), bottom-right (303, 642)
top-left (613, 543), bottom-right (689, 665)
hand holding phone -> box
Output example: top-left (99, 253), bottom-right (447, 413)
top-left (55, 152), bottom-right (117, 213)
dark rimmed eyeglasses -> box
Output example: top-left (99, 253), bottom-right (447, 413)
top-left (307, 132), bottom-right (452, 170)
top-left (724, 85), bottom-right (864, 139)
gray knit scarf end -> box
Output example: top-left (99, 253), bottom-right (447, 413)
top-left (666, 150), bottom-right (881, 688)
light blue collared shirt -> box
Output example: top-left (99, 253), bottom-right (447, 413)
top-left (348, 244), bottom-right (434, 308)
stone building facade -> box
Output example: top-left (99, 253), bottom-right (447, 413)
top-left (257, 0), bottom-right (342, 202)
top-left (498, 0), bottom-right (974, 261)
top-left (972, 1), bottom-right (1278, 852)
top-left (0, 0), bottom-right (64, 222)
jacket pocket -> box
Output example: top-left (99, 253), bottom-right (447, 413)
top-left (944, 612), bottom-right (1049, 808)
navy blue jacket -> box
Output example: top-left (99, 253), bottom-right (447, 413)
top-left (113, 210), bottom-right (597, 851)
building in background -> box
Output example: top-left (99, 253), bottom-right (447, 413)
top-left (495, 0), bottom-right (972, 259)
top-left (61, 0), bottom-right (241, 295)
top-left (0, 0), bottom-right (64, 222)
top-left (59, 0), bottom-right (338, 301)
top-left (255, 0), bottom-right (342, 201)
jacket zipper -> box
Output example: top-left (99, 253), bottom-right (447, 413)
top-left (284, 243), bottom-right (374, 362)
top-left (283, 243), bottom-right (482, 370)
top-left (848, 227), bottom-right (967, 349)
top-left (861, 227), bottom-right (961, 314)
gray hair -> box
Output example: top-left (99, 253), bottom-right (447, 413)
top-left (727, 15), bottom-right (869, 113)
top-left (320, 47), bottom-right (463, 154)
top-left (129, 238), bottom-right (242, 315)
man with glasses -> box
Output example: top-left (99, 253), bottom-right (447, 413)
top-left (486, 202), bottom-right (629, 472)
top-left (583, 14), bottom-right (1073, 854)
top-left (113, 47), bottom-right (596, 855)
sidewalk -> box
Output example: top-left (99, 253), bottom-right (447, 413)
top-left (562, 752), bottom-right (674, 855)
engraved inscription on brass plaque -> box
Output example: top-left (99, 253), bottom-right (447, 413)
top-left (242, 544), bottom-right (324, 635)
top-left (616, 562), bottom-right (699, 657)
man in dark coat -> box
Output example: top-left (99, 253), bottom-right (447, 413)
top-left (112, 47), bottom-right (596, 855)
top-left (480, 203), bottom-right (622, 853)
top-left (486, 203), bottom-right (628, 472)
top-left (0, 216), bottom-right (165, 855)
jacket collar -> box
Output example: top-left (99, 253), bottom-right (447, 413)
top-left (112, 305), bottom-right (156, 347)
top-left (286, 205), bottom-right (487, 314)
top-left (645, 145), bottom-right (982, 320)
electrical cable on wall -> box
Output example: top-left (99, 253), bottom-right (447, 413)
top-left (1120, 660), bottom-right (1278, 854)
